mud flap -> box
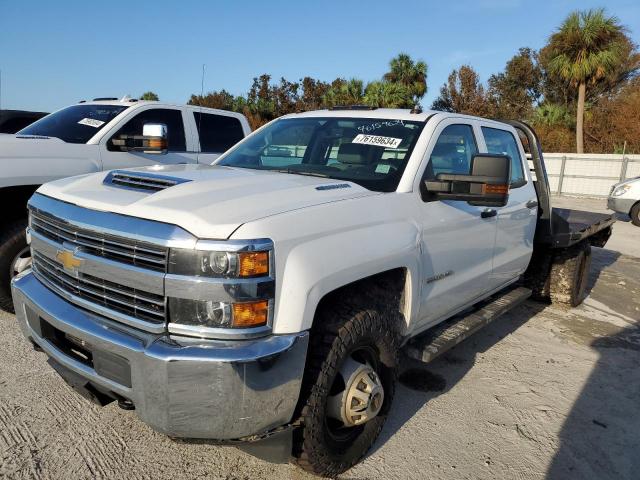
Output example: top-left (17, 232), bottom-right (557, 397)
top-left (236, 428), bottom-right (293, 464)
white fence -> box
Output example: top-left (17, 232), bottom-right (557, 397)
top-left (542, 153), bottom-right (640, 197)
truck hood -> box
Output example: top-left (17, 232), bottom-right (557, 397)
top-left (38, 164), bottom-right (380, 239)
top-left (0, 135), bottom-right (99, 187)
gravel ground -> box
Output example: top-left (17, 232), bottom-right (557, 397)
top-left (1, 196), bottom-right (639, 480)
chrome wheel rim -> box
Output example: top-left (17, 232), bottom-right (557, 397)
top-left (10, 247), bottom-right (32, 279)
top-left (326, 356), bottom-right (385, 427)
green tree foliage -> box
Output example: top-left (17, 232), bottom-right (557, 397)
top-left (383, 53), bottom-right (428, 104)
top-left (140, 91), bottom-right (159, 101)
top-left (431, 65), bottom-right (493, 116)
top-left (323, 78), bottom-right (365, 106)
top-left (544, 9), bottom-right (629, 152)
top-left (488, 48), bottom-right (543, 119)
top-left (363, 81), bottom-right (413, 108)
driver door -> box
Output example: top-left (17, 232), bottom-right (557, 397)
top-left (415, 119), bottom-right (500, 332)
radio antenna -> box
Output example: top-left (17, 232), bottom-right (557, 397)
top-left (196, 64), bottom-right (205, 164)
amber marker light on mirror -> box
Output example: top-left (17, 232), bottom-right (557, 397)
top-left (483, 184), bottom-right (510, 194)
top-left (232, 300), bottom-right (269, 328)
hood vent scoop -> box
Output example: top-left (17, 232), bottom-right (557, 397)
top-left (104, 170), bottom-right (191, 193)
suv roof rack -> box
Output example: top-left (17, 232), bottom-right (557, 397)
top-left (93, 97), bottom-right (119, 101)
top-left (329, 105), bottom-right (377, 111)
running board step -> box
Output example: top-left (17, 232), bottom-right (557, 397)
top-left (404, 286), bottom-right (532, 363)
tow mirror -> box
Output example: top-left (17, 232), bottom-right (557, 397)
top-left (424, 154), bottom-right (511, 207)
top-left (109, 123), bottom-right (168, 154)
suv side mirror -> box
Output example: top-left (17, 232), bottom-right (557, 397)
top-left (424, 154), bottom-right (511, 207)
top-left (109, 123), bottom-right (168, 154)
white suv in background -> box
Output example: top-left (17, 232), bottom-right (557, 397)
top-left (0, 97), bottom-right (251, 311)
top-left (608, 177), bottom-right (640, 226)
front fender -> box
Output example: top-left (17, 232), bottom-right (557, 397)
top-left (273, 220), bottom-right (421, 334)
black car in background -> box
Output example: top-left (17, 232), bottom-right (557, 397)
top-left (0, 110), bottom-right (48, 134)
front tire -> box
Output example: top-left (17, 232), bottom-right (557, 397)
top-left (292, 303), bottom-right (399, 477)
top-left (0, 219), bottom-right (29, 313)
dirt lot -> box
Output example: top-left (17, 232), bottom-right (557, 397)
top-left (1, 196), bottom-right (639, 480)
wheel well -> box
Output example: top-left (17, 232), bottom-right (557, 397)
top-left (314, 268), bottom-right (409, 332)
top-left (0, 185), bottom-right (39, 225)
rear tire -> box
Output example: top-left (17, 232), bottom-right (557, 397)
top-left (0, 219), bottom-right (29, 313)
top-left (292, 302), bottom-right (399, 477)
top-left (630, 202), bottom-right (640, 227)
top-left (549, 243), bottom-right (591, 307)
top-left (524, 248), bottom-right (553, 302)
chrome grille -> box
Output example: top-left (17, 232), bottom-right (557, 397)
top-left (29, 209), bottom-right (167, 272)
top-left (32, 252), bottom-right (165, 324)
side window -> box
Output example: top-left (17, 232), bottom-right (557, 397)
top-left (481, 127), bottom-right (525, 186)
top-left (108, 108), bottom-right (186, 152)
top-left (426, 124), bottom-right (478, 178)
top-left (193, 112), bottom-right (245, 153)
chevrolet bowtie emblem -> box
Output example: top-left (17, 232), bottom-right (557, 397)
top-left (56, 249), bottom-right (83, 272)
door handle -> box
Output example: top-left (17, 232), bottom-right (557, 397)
top-left (526, 199), bottom-right (538, 209)
top-left (481, 208), bottom-right (497, 218)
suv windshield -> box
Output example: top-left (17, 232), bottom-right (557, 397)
top-left (18, 104), bottom-right (129, 144)
top-left (216, 117), bottom-right (425, 192)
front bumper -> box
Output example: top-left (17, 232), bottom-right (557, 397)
top-left (607, 196), bottom-right (635, 215)
top-left (12, 272), bottom-right (309, 440)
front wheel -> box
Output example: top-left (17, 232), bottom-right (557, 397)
top-left (0, 219), bottom-right (30, 312)
top-left (292, 303), bottom-right (399, 477)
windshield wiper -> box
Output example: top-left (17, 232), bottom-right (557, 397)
top-left (271, 168), bottom-right (330, 179)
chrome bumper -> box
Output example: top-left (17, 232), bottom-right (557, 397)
top-left (607, 196), bottom-right (635, 215)
top-left (12, 272), bottom-right (309, 440)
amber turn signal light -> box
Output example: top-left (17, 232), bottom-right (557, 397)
top-left (238, 251), bottom-right (269, 277)
top-left (232, 300), bottom-right (269, 328)
top-left (483, 184), bottom-right (509, 194)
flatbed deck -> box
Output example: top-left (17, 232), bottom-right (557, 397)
top-left (549, 207), bottom-right (616, 248)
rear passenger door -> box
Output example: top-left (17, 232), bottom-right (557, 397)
top-left (191, 111), bottom-right (246, 163)
top-left (480, 125), bottom-right (537, 285)
top-left (100, 107), bottom-right (197, 170)
top-left (416, 119), bottom-right (499, 330)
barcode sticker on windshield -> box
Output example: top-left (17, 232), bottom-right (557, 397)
top-left (352, 134), bottom-right (402, 149)
top-left (78, 118), bottom-right (105, 128)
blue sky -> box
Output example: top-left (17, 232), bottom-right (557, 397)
top-left (1, 0), bottom-right (639, 113)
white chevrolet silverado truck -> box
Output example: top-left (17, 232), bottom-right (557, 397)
top-left (0, 97), bottom-right (250, 311)
top-left (11, 107), bottom-right (614, 477)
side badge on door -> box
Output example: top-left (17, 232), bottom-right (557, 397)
top-left (425, 270), bottom-right (454, 284)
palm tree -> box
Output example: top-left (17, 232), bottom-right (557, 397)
top-left (546, 9), bottom-right (627, 153)
top-left (364, 81), bottom-right (413, 108)
top-left (383, 53), bottom-right (428, 104)
top-left (323, 79), bottom-right (364, 106)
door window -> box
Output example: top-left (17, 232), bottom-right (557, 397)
top-left (481, 127), bottom-right (525, 186)
top-left (108, 108), bottom-right (186, 152)
top-left (193, 112), bottom-right (245, 153)
top-left (426, 124), bottom-right (478, 178)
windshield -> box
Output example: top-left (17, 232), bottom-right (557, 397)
top-left (216, 117), bottom-right (425, 192)
top-left (18, 104), bottom-right (129, 144)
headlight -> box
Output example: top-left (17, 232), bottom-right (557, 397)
top-left (169, 249), bottom-right (270, 277)
top-left (167, 241), bottom-right (274, 335)
top-left (612, 184), bottom-right (631, 197)
top-left (168, 298), bottom-right (269, 329)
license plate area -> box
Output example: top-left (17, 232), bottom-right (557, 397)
top-left (25, 305), bottom-right (132, 388)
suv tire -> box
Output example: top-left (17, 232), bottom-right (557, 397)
top-left (292, 302), bottom-right (399, 477)
top-left (630, 202), bottom-right (640, 227)
top-left (0, 219), bottom-right (29, 313)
